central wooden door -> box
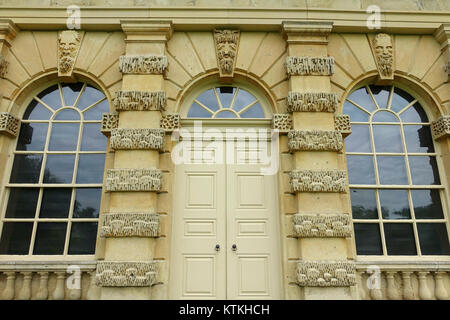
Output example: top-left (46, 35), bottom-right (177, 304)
top-left (170, 139), bottom-right (282, 299)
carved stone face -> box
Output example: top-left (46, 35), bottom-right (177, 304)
top-left (59, 31), bottom-right (79, 57)
top-left (373, 33), bottom-right (393, 76)
top-left (217, 40), bottom-right (237, 73)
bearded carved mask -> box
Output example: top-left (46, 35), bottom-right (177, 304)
top-left (58, 30), bottom-right (81, 75)
top-left (373, 33), bottom-right (393, 78)
top-left (214, 29), bottom-right (240, 80)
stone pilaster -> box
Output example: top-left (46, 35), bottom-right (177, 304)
top-left (282, 21), bottom-right (354, 300)
top-left (98, 20), bottom-right (173, 300)
top-left (434, 24), bottom-right (450, 83)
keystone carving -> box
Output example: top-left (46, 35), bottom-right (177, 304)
top-left (95, 261), bottom-right (158, 287)
top-left (296, 261), bottom-right (356, 287)
top-left (371, 33), bottom-right (394, 81)
top-left (288, 130), bottom-right (343, 152)
top-left (58, 30), bottom-right (82, 77)
top-left (119, 55), bottom-right (168, 74)
top-left (289, 170), bottom-right (347, 193)
top-left (293, 213), bottom-right (352, 238)
top-left (334, 114), bottom-right (352, 138)
top-left (213, 29), bottom-right (240, 82)
top-left (272, 114), bottom-right (292, 132)
top-left (0, 54), bottom-right (8, 78)
top-left (100, 212), bottom-right (160, 238)
top-left (431, 115), bottom-right (450, 140)
top-left (161, 113), bottom-right (180, 131)
top-left (110, 128), bottom-right (164, 150)
top-left (113, 91), bottom-right (166, 111)
top-left (105, 169), bottom-right (162, 192)
top-left (287, 92), bottom-right (338, 113)
top-left (101, 113), bottom-right (119, 136)
top-left (0, 112), bottom-right (20, 137)
top-left (285, 56), bottom-right (335, 76)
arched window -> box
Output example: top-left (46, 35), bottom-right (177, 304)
top-left (186, 85), bottom-right (266, 119)
top-left (344, 85), bottom-right (450, 256)
top-left (0, 82), bottom-right (108, 256)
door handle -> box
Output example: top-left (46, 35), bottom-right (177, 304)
top-left (215, 244), bottom-right (220, 252)
top-left (231, 244), bottom-right (237, 251)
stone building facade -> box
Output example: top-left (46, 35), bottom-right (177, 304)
top-left (0, 0), bottom-right (449, 300)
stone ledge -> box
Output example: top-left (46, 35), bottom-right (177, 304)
top-left (110, 128), bottom-right (164, 150)
top-left (100, 212), bottom-right (160, 238)
top-left (292, 213), bottom-right (351, 238)
top-left (0, 112), bottom-right (20, 137)
top-left (105, 168), bottom-right (162, 192)
top-left (296, 260), bottom-right (356, 287)
top-left (287, 92), bottom-right (338, 113)
top-left (95, 261), bottom-right (158, 287)
top-left (285, 56), bottom-right (334, 76)
top-left (113, 91), bottom-right (166, 111)
top-left (289, 170), bottom-right (347, 193)
top-left (288, 130), bottom-right (343, 152)
top-left (119, 55), bottom-right (168, 74)
top-left (431, 115), bottom-right (450, 140)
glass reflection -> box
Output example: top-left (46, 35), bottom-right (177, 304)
top-left (73, 188), bottom-right (101, 218)
top-left (350, 189), bottom-right (378, 219)
top-left (408, 156), bottom-right (440, 185)
top-left (23, 100), bottom-right (52, 120)
top-left (81, 123), bottom-right (107, 151)
top-left (377, 156), bottom-right (408, 185)
top-left (33, 222), bottom-right (67, 255)
top-left (196, 89), bottom-right (219, 112)
top-left (0, 222), bottom-right (33, 255)
top-left (373, 125), bottom-right (403, 153)
top-left (217, 87), bottom-right (236, 108)
top-left (5, 188), bottom-right (39, 218)
top-left (412, 189), bottom-right (444, 219)
top-left (233, 89), bottom-right (256, 112)
top-left (390, 87), bottom-right (415, 113)
top-left (400, 102), bottom-right (429, 123)
top-left (43, 154), bottom-right (75, 184)
top-left (61, 83), bottom-right (83, 107)
top-left (68, 222), bottom-right (98, 254)
top-left (343, 101), bottom-right (370, 122)
top-left (403, 125), bottom-right (434, 153)
top-left (10, 154), bottom-right (43, 183)
top-left (83, 99), bottom-right (109, 120)
top-left (384, 223), bottom-right (417, 255)
top-left (240, 103), bottom-right (264, 118)
top-left (37, 84), bottom-right (62, 110)
top-left (379, 189), bottom-right (411, 219)
top-left (48, 123), bottom-right (79, 151)
top-left (369, 85), bottom-right (390, 109)
top-left (347, 87), bottom-right (376, 112)
top-left (188, 102), bottom-right (212, 118)
top-left (76, 154), bottom-right (105, 184)
top-left (54, 108), bottom-right (80, 121)
top-left (346, 155), bottom-right (376, 185)
top-left (345, 125), bottom-right (371, 152)
top-left (39, 188), bottom-right (72, 218)
top-left (17, 123), bottom-right (48, 151)
top-left (76, 85), bottom-right (105, 110)
top-left (417, 223), bottom-right (450, 255)
top-left (354, 223), bottom-right (383, 255)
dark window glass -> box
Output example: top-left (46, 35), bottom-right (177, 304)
top-left (369, 85), bottom-right (390, 109)
top-left (343, 101), bottom-right (370, 122)
top-left (196, 89), bottom-right (219, 112)
top-left (73, 188), bottom-right (101, 218)
top-left (5, 188), bottom-right (39, 218)
top-left (17, 123), bottom-right (48, 151)
top-left (9, 154), bottom-right (43, 183)
top-left (54, 108), bottom-right (80, 121)
top-left (83, 99), bottom-right (109, 120)
top-left (417, 223), bottom-right (450, 255)
top-left (373, 125), bottom-right (403, 153)
top-left (384, 223), bottom-right (417, 255)
top-left (390, 87), bottom-right (415, 113)
top-left (61, 83), bottom-right (83, 107)
top-left (39, 188), bottom-right (72, 218)
top-left (22, 100), bottom-right (52, 120)
top-left (379, 189), bottom-right (411, 219)
top-left (412, 189), bottom-right (444, 219)
top-left (347, 87), bottom-right (376, 112)
top-left (217, 87), bottom-right (236, 108)
top-left (233, 89), bottom-right (256, 112)
top-left (377, 156), bottom-right (408, 185)
top-left (408, 156), bottom-right (440, 185)
top-left (37, 84), bottom-right (62, 110)
top-left (76, 154), bottom-right (105, 184)
top-left (400, 102), bottom-right (429, 123)
top-left (0, 223), bottom-right (33, 255)
top-left (43, 154), bottom-right (75, 184)
top-left (68, 222), bottom-right (98, 254)
top-left (48, 123), bottom-right (79, 151)
top-left (80, 123), bottom-right (107, 151)
top-left (403, 125), bottom-right (434, 153)
top-left (33, 222), bottom-right (67, 255)
top-left (354, 223), bottom-right (383, 255)
top-left (346, 155), bottom-right (376, 185)
top-left (350, 189), bottom-right (378, 219)
top-left (76, 85), bottom-right (105, 110)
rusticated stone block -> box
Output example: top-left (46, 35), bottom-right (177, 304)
top-left (95, 261), bottom-right (158, 287)
top-left (288, 130), bottom-right (343, 152)
top-left (100, 212), bottom-right (160, 238)
top-left (334, 114), bottom-right (352, 138)
top-left (272, 114), bottom-right (292, 132)
top-left (119, 55), bottom-right (168, 74)
top-left (110, 128), bottom-right (164, 150)
top-left (113, 91), bottom-right (166, 111)
top-left (160, 113), bottom-right (180, 131)
top-left (289, 170), bottom-right (347, 193)
top-left (292, 213), bottom-right (351, 238)
top-left (287, 92), bottom-right (338, 113)
top-left (105, 169), bottom-right (162, 192)
top-left (285, 56), bottom-right (335, 76)
top-left (0, 112), bottom-right (20, 137)
top-left (101, 113), bottom-right (119, 136)
top-left (296, 260), bottom-right (356, 287)
top-left (431, 115), bottom-right (450, 140)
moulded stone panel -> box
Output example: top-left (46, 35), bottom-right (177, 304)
top-left (100, 212), bottom-right (160, 238)
top-left (105, 168), bottom-right (162, 192)
top-left (34, 31), bottom-right (58, 71)
top-left (289, 170), bottom-right (347, 193)
top-left (110, 128), bottom-right (165, 150)
top-left (288, 130), bottom-right (343, 152)
top-left (95, 261), bottom-right (159, 287)
top-left (292, 213), bottom-right (351, 238)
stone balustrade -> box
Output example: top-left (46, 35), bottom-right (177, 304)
top-left (0, 262), bottom-right (99, 300)
top-left (356, 262), bottom-right (450, 300)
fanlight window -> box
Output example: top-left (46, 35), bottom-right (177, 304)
top-left (344, 85), bottom-right (450, 256)
top-left (0, 82), bottom-right (108, 256)
top-left (187, 86), bottom-right (265, 119)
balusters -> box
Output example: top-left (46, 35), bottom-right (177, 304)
top-left (385, 271), bottom-right (399, 300)
top-left (434, 272), bottom-right (448, 300)
top-left (17, 272), bottom-right (32, 300)
top-left (2, 272), bottom-right (16, 300)
top-left (401, 271), bottom-right (415, 300)
top-left (68, 272), bottom-right (82, 300)
top-left (86, 271), bottom-right (100, 300)
top-left (52, 272), bottom-right (66, 300)
top-left (418, 272), bottom-right (432, 300)
top-left (356, 271), bottom-right (367, 300)
top-left (35, 272), bottom-right (49, 300)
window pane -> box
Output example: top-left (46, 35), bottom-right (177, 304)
top-left (408, 156), bottom-right (440, 185)
top-left (68, 222), bottom-right (98, 254)
top-left (73, 188), bottom-right (101, 218)
top-left (217, 87), bottom-right (236, 108)
top-left (240, 103), bottom-right (265, 118)
top-left (384, 223), bottom-right (417, 255)
top-left (43, 154), bottom-right (75, 184)
top-left (372, 111), bottom-right (398, 122)
top-left (400, 102), bottom-right (429, 123)
top-left (39, 188), bottom-right (72, 218)
top-left (233, 89), bottom-right (256, 112)
top-left (391, 87), bottom-right (415, 113)
top-left (354, 223), bottom-right (383, 255)
top-left (343, 101), bottom-right (370, 122)
top-left (83, 99), bottom-right (109, 120)
top-left (417, 223), bottom-right (450, 255)
top-left (373, 125), bottom-right (403, 153)
top-left (54, 108), bottom-right (80, 120)
top-left (17, 123), bottom-right (48, 151)
top-left (5, 188), bottom-right (39, 218)
top-left (215, 110), bottom-right (237, 118)
top-left (23, 100), bottom-right (52, 120)
top-left (37, 84), bottom-right (62, 110)
top-left (33, 222), bottom-right (67, 255)
top-left (345, 125), bottom-right (371, 152)
top-left (76, 154), bottom-right (105, 184)
top-left (0, 222), bottom-right (33, 255)
top-left (346, 155), bottom-right (376, 185)
top-left (187, 102), bottom-right (213, 118)
top-left (48, 123), bottom-right (79, 151)
top-left (379, 189), bottom-right (411, 219)
top-left (377, 156), bottom-right (408, 185)
top-left (9, 154), bottom-right (43, 183)
top-left (76, 85), bottom-right (105, 110)
top-left (61, 83), bottom-right (83, 107)
top-left (350, 189), bottom-right (378, 219)
top-left (347, 87), bottom-right (376, 112)
top-left (196, 89), bottom-right (219, 112)
top-left (80, 123), bottom-right (107, 151)
top-left (412, 189), bottom-right (444, 219)
top-left (403, 125), bottom-right (434, 153)
top-left (369, 85), bottom-right (390, 109)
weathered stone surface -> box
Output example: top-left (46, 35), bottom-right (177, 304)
top-left (287, 92), bottom-right (338, 112)
top-left (371, 33), bottom-right (394, 80)
top-left (160, 113), bottom-right (180, 131)
top-left (334, 114), bottom-right (351, 137)
top-left (110, 128), bottom-right (164, 150)
top-left (296, 260), bottom-right (356, 287)
top-left (431, 115), bottom-right (450, 140)
top-left (101, 113), bottom-right (119, 136)
top-left (285, 56), bottom-right (334, 76)
top-left (213, 29), bottom-right (240, 81)
top-left (105, 169), bottom-right (162, 192)
top-left (100, 212), bottom-right (160, 238)
top-left (0, 112), bottom-right (20, 137)
top-left (293, 213), bottom-right (351, 238)
top-left (289, 170), bottom-right (347, 193)
top-left (113, 91), bottom-right (166, 111)
top-left (95, 261), bottom-right (158, 287)
top-left (58, 30), bottom-right (82, 77)
top-left (288, 130), bottom-right (343, 152)
top-left (119, 55), bottom-right (168, 74)
top-left (0, 55), bottom-right (8, 78)
top-left (272, 114), bottom-right (292, 132)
